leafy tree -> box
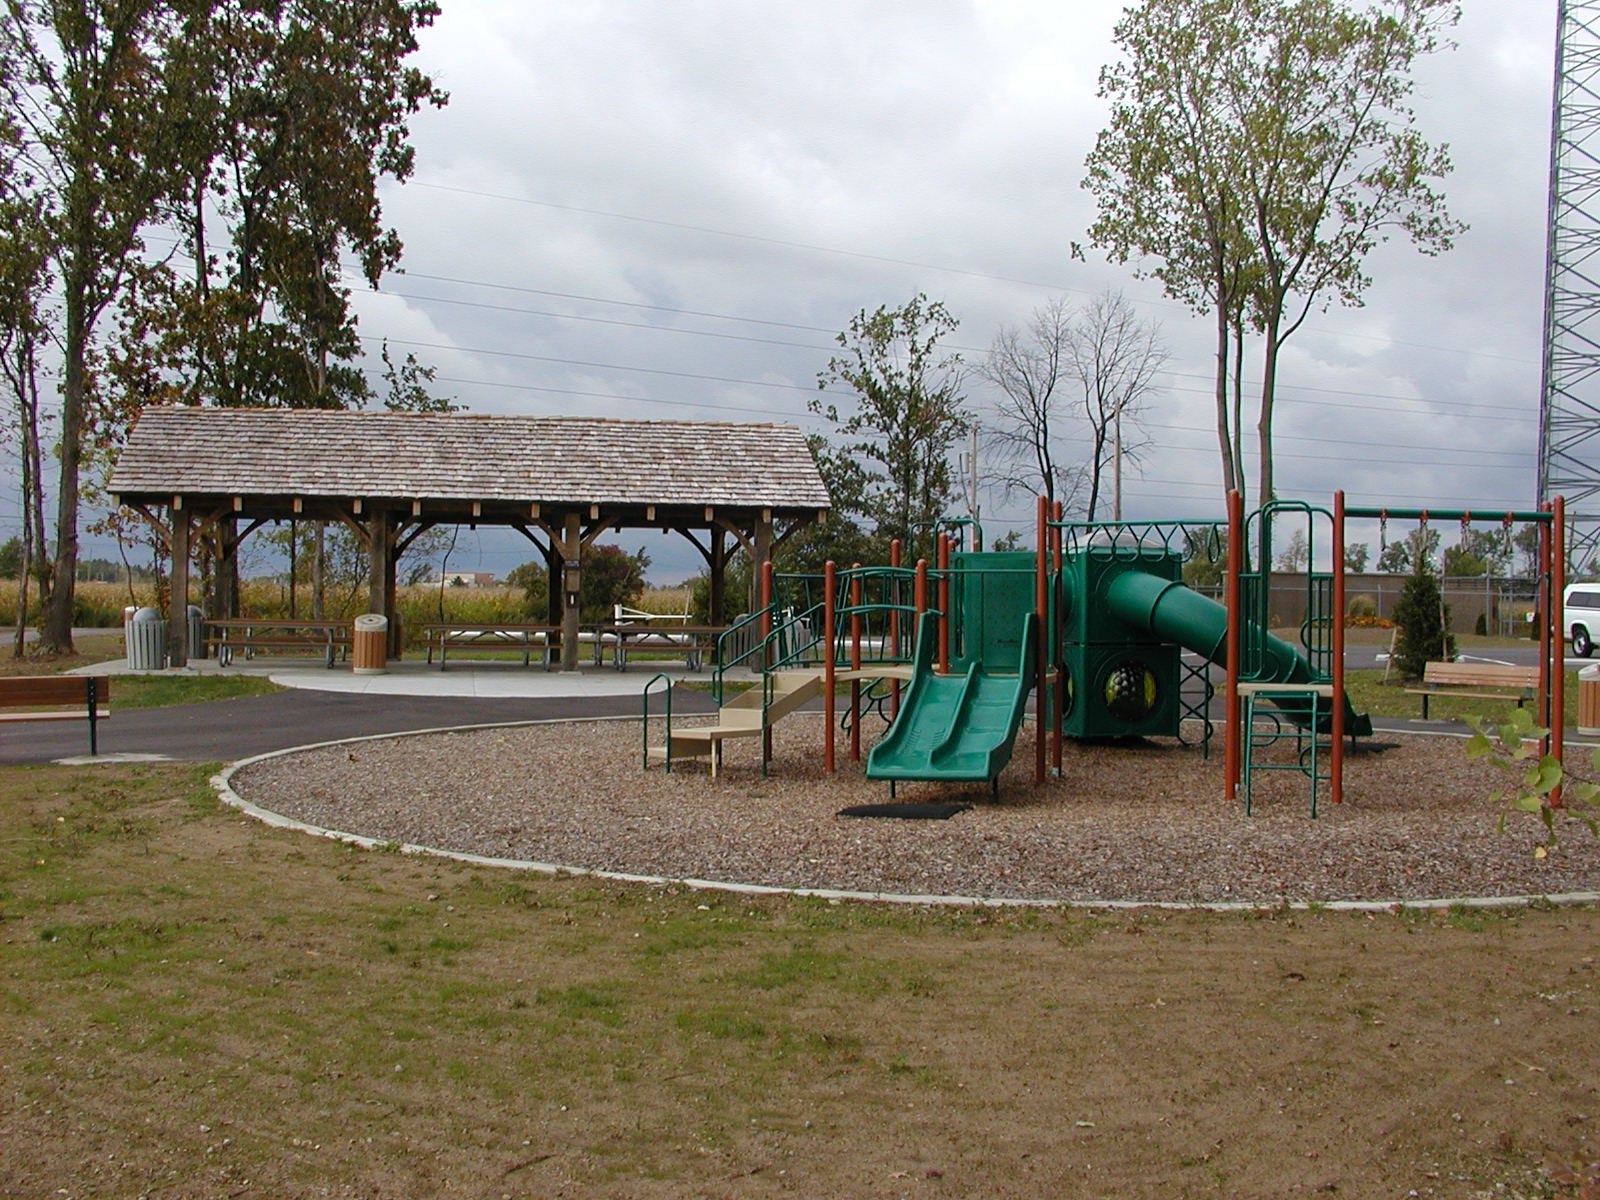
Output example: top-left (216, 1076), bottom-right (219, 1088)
top-left (505, 560), bottom-right (550, 619)
top-left (1084, 0), bottom-right (1462, 506)
top-left (1343, 542), bottom-right (1369, 573)
top-left (1376, 525), bottom-right (1440, 575)
top-left (0, 0), bottom-right (218, 652)
top-left (0, 535), bottom-right (19, 577)
top-left (812, 294), bottom-right (969, 560)
top-left (579, 544), bottom-right (649, 623)
top-left (1275, 529), bottom-right (1309, 572)
top-left (1514, 523), bottom-right (1542, 578)
top-left (1392, 563), bottom-right (1454, 680)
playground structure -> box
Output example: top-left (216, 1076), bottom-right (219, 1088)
top-left (643, 493), bottom-right (1570, 814)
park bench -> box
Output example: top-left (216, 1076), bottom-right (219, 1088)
top-left (203, 619), bottom-right (354, 669)
top-left (1406, 661), bottom-right (1541, 719)
top-left (420, 623), bottom-right (560, 669)
top-left (0, 675), bottom-right (110, 755)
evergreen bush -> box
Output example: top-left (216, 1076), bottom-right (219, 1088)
top-left (1392, 567), bottom-right (1455, 680)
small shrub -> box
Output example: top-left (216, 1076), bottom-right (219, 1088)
top-left (1346, 594), bottom-right (1377, 620)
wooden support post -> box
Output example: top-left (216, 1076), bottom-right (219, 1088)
top-left (168, 507), bottom-right (192, 668)
top-left (367, 508), bottom-right (391, 659)
top-left (561, 511), bottom-right (582, 672)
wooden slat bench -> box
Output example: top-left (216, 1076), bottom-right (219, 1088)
top-left (1406, 662), bottom-right (1541, 719)
top-left (0, 676), bottom-right (110, 755)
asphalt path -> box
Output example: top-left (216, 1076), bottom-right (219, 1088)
top-left (5, 688), bottom-right (720, 767)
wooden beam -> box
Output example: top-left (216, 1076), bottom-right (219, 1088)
top-left (646, 505), bottom-right (656, 521)
top-left (232, 495), bottom-right (243, 512)
top-left (352, 498), bottom-right (363, 514)
top-left (529, 502), bottom-right (541, 519)
top-left (172, 495), bottom-right (183, 511)
top-left (589, 504), bottom-right (600, 519)
top-left (411, 500), bottom-right (422, 516)
top-left (292, 496), bottom-right (303, 514)
top-left (472, 501), bottom-right (482, 518)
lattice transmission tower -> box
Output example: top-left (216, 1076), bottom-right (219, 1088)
top-left (1542, 0), bottom-right (1600, 566)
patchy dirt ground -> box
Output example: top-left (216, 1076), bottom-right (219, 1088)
top-left (228, 716), bottom-right (1600, 905)
top-left (4, 752), bottom-right (1599, 1200)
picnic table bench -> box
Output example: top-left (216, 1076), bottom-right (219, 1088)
top-left (419, 623), bottom-right (561, 669)
top-left (203, 618), bottom-right (354, 669)
top-left (0, 675), bottom-right (110, 755)
top-left (591, 623), bottom-right (727, 672)
top-left (1406, 661), bottom-right (1541, 719)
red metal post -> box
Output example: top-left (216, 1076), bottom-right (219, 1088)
top-left (1224, 490), bottom-right (1243, 800)
top-left (850, 563), bottom-right (863, 762)
top-left (1051, 498), bottom-right (1064, 776)
top-left (1553, 497), bottom-right (1566, 803)
top-left (1034, 495), bottom-right (1047, 785)
top-left (823, 561), bottom-right (836, 772)
top-left (1540, 503), bottom-right (1552, 736)
top-left (1331, 491), bottom-right (1346, 805)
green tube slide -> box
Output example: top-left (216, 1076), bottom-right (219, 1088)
top-left (1103, 571), bottom-right (1372, 738)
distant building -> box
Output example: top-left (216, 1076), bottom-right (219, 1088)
top-left (435, 571), bottom-right (497, 587)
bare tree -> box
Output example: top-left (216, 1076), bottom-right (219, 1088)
top-left (978, 297), bottom-right (1078, 511)
top-left (980, 291), bottom-right (1165, 521)
top-left (1066, 291), bottom-right (1165, 522)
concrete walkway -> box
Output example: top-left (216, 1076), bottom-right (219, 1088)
top-left (15, 654), bottom-right (726, 767)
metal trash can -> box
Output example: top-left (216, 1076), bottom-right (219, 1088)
top-left (126, 606), bottom-right (167, 670)
top-left (186, 605), bottom-right (205, 660)
top-left (1580, 665), bottom-right (1600, 736)
top-left (352, 613), bottom-right (388, 675)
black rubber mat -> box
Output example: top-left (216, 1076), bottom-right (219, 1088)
top-left (837, 802), bottom-right (972, 820)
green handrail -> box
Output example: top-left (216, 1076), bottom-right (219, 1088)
top-left (641, 672), bottom-right (673, 773)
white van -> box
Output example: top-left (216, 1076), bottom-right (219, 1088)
top-left (1565, 583), bottom-right (1600, 656)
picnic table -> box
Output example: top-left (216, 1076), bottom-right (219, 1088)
top-left (591, 623), bottom-right (727, 671)
top-left (203, 618), bottom-right (354, 669)
top-left (419, 623), bottom-right (561, 669)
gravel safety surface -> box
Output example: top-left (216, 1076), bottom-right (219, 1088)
top-left (225, 715), bottom-right (1600, 906)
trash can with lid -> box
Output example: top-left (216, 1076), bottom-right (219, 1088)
top-left (186, 605), bottom-right (205, 660)
top-left (352, 613), bottom-right (388, 675)
top-left (126, 606), bottom-right (167, 671)
top-left (1580, 665), bottom-right (1600, 736)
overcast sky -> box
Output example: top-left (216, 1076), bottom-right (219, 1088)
top-left (59, 0), bottom-right (1563, 581)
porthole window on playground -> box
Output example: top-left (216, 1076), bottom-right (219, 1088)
top-left (1102, 660), bottom-right (1160, 723)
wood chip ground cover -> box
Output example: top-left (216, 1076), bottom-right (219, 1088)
top-left (230, 716), bottom-right (1600, 905)
top-left (2, 754), bottom-right (1596, 1199)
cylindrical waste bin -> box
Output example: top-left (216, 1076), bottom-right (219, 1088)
top-left (352, 613), bottom-right (388, 675)
top-left (126, 606), bottom-right (167, 670)
top-left (1580, 665), bottom-right (1600, 736)
top-left (186, 605), bottom-right (205, 661)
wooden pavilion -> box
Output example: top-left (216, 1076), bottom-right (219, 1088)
top-left (108, 406), bottom-right (831, 668)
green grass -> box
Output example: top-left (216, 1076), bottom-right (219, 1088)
top-left (109, 674), bottom-right (285, 708)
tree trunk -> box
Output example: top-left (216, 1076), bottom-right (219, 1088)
top-left (1258, 311), bottom-right (1282, 507)
top-left (39, 280), bottom-right (88, 655)
top-left (1213, 301), bottom-right (1237, 499)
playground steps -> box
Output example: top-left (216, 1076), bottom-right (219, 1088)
top-left (650, 668), bottom-right (824, 773)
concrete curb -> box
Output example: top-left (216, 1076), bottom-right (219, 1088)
top-left (212, 720), bottom-right (1600, 915)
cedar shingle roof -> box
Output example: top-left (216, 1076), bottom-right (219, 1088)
top-left (110, 407), bottom-right (831, 511)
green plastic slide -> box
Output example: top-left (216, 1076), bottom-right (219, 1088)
top-left (866, 612), bottom-right (1038, 784)
top-left (1103, 571), bottom-right (1372, 738)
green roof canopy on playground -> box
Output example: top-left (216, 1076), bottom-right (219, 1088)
top-left (109, 406), bottom-right (831, 667)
